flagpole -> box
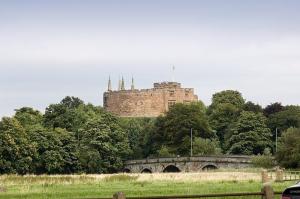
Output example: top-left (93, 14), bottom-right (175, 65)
top-left (172, 65), bottom-right (175, 82)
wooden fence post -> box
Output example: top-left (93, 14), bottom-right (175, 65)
top-left (261, 183), bottom-right (274, 199)
top-left (113, 192), bottom-right (126, 199)
top-left (261, 169), bottom-right (269, 183)
top-left (275, 169), bottom-right (284, 182)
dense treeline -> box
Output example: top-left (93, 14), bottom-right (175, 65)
top-left (0, 97), bottom-right (131, 174)
top-left (1, 91), bottom-right (300, 174)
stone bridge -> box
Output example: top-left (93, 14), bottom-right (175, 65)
top-left (124, 155), bottom-right (252, 173)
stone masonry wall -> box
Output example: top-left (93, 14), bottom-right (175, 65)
top-left (103, 82), bottom-right (198, 117)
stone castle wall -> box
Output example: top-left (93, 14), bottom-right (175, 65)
top-left (103, 82), bottom-right (198, 117)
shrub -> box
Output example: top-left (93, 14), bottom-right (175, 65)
top-left (251, 148), bottom-right (275, 168)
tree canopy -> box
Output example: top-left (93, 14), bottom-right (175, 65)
top-left (276, 128), bottom-right (300, 168)
top-left (150, 102), bottom-right (215, 156)
top-left (1, 91), bottom-right (300, 173)
top-left (227, 111), bottom-right (272, 155)
top-left (208, 90), bottom-right (245, 151)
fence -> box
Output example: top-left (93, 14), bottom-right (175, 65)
top-left (283, 170), bottom-right (300, 181)
top-left (265, 169), bottom-right (300, 182)
top-left (75, 185), bottom-right (282, 199)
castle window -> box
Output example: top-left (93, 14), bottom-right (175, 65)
top-left (103, 96), bottom-right (108, 106)
top-left (168, 100), bottom-right (176, 108)
top-left (169, 90), bottom-right (175, 97)
top-left (185, 90), bottom-right (189, 96)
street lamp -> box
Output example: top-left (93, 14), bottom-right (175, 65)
top-left (275, 128), bottom-right (278, 153)
top-left (190, 128), bottom-right (193, 157)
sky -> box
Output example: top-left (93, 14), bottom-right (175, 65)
top-left (1, 0), bottom-right (300, 117)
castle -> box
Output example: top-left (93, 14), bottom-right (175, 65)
top-left (103, 77), bottom-right (198, 117)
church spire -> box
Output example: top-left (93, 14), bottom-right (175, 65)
top-left (118, 76), bottom-right (121, 91)
top-left (121, 76), bottom-right (125, 90)
top-left (131, 77), bottom-right (135, 90)
top-left (108, 76), bottom-right (112, 91)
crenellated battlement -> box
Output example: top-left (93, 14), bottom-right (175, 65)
top-left (153, 82), bottom-right (181, 89)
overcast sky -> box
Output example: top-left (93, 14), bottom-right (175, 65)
top-left (1, 0), bottom-right (300, 117)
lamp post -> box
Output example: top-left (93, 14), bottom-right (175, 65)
top-left (190, 128), bottom-right (193, 157)
top-left (275, 128), bottom-right (278, 153)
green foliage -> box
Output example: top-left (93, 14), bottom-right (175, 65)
top-left (209, 103), bottom-right (240, 148)
top-left (243, 101), bottom-right (263, 113)
top-left (193, 137), bottom-right (221, 155)
top-left (30, 127), bottom-right (80, 174)
top-left (251, 148), bottom-right (275, 168)
top-left (119, 117), bottom-right (155, 159)
top-left (208, 90), bottom-right (245, 151)
top-left (157, 145), bottom-right (175, 157)
top-left (151, 102), bottom-right (214, 156)
top-left (79, 114), bottom-right (131, 173)
top-left (263, 102), bottom-right (284, 117)
top-left (0, 96), bottom-right (132, 174)
top-left (276, 128), bottom-right (300, 168)
top-left (14, 107), bottom-right (43, 127)
top-left (267, 105), bottom-right (300, 139)
top-left (227, 111), bottom-right (272, 155)
top-left (43, 96), bottom-right (85, 131)
top-left (2, 91), bottom-right (300, 174)
top-left (209, 90), bottom-right (245, 110)
top-left (0, 117), bottom-right (36, 174)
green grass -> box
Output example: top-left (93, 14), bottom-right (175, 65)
top-left (0, 174), bottom-right (296, 199)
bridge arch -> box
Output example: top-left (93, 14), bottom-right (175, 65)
top-left (141, 168), bottom-right (152, 173)
top-left (123, 168), bottom-right (131, 173)
top-left (163, 165), bottom-right (181, 173)
top-left (201, 163), bottom-right (218, 171)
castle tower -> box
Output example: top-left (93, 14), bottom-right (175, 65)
top-left (121, 76), bottom-right (125, 90)
top-left (103, 81), bottom-right (198, 117)
top-left (131, 77), bottom-right (135, 90)
top-left (108, 76), bottom-right (112, 91)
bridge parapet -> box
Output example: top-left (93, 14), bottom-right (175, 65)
top-left (125, 155), bottom-right (252, 165)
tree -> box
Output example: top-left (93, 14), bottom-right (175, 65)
top-left (192, 137), bottom-right (221, 155)
top-left (14, 107), bottom-right (43, 128)
top-left (119, 117), bottom-right (155, 159)
top-left (276, 128), bottom-right (300, 168)
top-left (157, 145), bottom-right (175, 157)
top-left (243, 101), bottom-right (263, 113)
top-left (151, 102), bottom-right (214, 156)
top-left (263, 102), bottom-right (284, 117)
top-left (209, 103), bottom-right (240, 148)
top-left (79, 113), bottom-right (131, 173)
top-left (0, 117), bottom-right (36, 174)
top-left (43, 96), bottom-right (85, 131)
top-left (227, 111), bottom-right (272, 155)
top-left (13, 106), bottom-right (81, 174)
top-left (30, 127), bottom-right (80, 174)
top-left (267, 105), bottom-right (300, 139)
top-left (209, 90), bottom-right (245, 111)
top-left (251, 148), bottom-right (275, 168)
top-left (208, 90), bottom-right (245, 150)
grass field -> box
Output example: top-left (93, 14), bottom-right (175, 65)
top-left (0, 172), bottom-right (296, 199)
